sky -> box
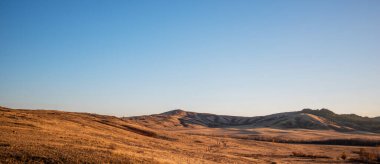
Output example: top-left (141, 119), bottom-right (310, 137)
top-left (0, 0), bottom-right (379, 117)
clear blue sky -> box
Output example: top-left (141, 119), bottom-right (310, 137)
top-left (1, 0), bottom-right (379, 117)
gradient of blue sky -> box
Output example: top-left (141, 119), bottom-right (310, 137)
top-left (1, 0), bottom-right (379, 117)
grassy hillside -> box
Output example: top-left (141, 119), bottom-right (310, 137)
top-left (127, 108), bottom-right (380, 132)
top-left (1, 106), bottom-right (380, 163)
top-left (301, 108), bottom-right (380, 132)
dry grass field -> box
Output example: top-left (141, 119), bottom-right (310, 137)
top-left (1, 106), bottom-right (380, 163)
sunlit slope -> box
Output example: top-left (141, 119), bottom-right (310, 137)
top-left (1, 106), bottom-right (380, 163)
top-left (0, 106), bottom-right (209, 163)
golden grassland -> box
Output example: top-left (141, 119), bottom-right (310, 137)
top-left (1, 107), bottom-right (379, 163)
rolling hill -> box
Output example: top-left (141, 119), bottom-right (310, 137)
top-left (1, 106), bottom-right (380, 163)
top-left (126, 108), bottom-right (380, 133)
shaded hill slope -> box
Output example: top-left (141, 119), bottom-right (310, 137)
top-left (301, 109), bottom-right (380, 132)
top-left (126, 109), bottom-right (380, 133)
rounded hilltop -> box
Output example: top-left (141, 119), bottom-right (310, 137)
top-left (160, 109), bottom-right (188, 116)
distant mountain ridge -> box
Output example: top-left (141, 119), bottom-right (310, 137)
top-left (126, 108), bottom-right (380, 133)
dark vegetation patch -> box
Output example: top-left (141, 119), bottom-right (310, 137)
top-left (236, 135), bottom-right (380, 147)
top-left (194, 140), bottom-right (203, 143)
top-left (349, 148), bottom-right (380, 163)
top-left (291, 152), bottom-right (330, 159)
top-left (95, 119), bottom-right (176, 141)
top-left (234, 153), bottom-right (289, 159)
top-left (122, 124), bottom-right (176, 141)
top-left (122, 124), bottom-right (157, 137)
top-left (179, 119), bottom-right (189, 127)
top-left (12, 122), bottom-right (36, 127)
